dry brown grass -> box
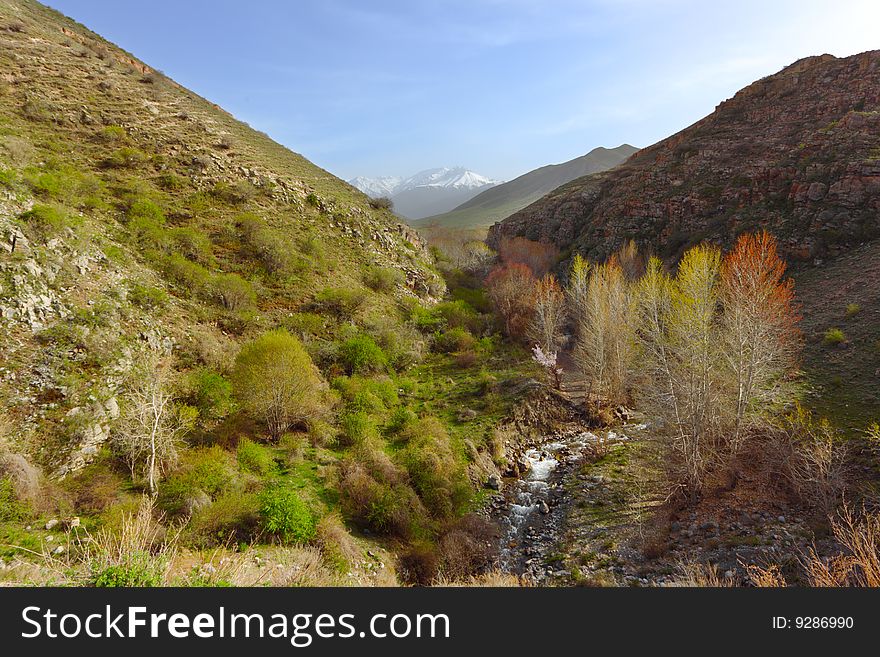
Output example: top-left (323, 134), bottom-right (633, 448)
top-left (744, 563), bottom-right (787, 587)
top-left (433, 570), bottom-right (526, 587)
top-left (802, 504), bottom-right (880, 587)
top-left (664, 562), bottom-right (737, 587)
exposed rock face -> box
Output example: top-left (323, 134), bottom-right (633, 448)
top-left (488, 51), bottom-right (880, 264)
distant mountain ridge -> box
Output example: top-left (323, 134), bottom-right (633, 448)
top-left (349, 167), bottom-right (501, 220)
top-left (416, 145), bottom-right (638, 229)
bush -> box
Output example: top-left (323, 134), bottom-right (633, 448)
top-left (823, 327), bottom-right (846, 345)
top-left (211, 273), bottom-right (255, 312)
top-left (846, 303), bottom-right (861, 318)
top-left (231, 330), bottom-right (327, 438)
top-left (105, 147), bottom-right (147, 168)
top-left (368, 196), bottom-right (393, 211)
top-left (259, 484), bottom-right (316, 544)
top-left (386, 406), bottom-right (418, 436)
top-left (282, 312), bottom-right (326, 338)
top-left (434, 327), bottom-right (476, 354)
top-left (436, 300), bottom-right (480, 332)
top-left (339, 411), bottom-right (379, 446)
top-left (307, 420), bottom-right (337, 447)
top-left (169, 227), bottom-right (214, 265)
top-left (332, 375), bottom-right (399, 411)
top-left (337, 459), bottom-right (421, 538)
top-left (406, 302), bottom-right (444, 333)
top-left (316, 514), bottom-right (360, 572)
top-left (17, 204), bottom-right (71, 241)
top-left (186, 369), bottom-right (233, 420)
top-left (187, 491), bottom-right (261, 546)
top-left (94, 558), bottom-right (164, 587)
top-left (363, 265), bottom-right (404, 292)
top-left (161, 253), bottom-right (211, 292)
top-left (128, 282), bottom-right (169, 310)
top-left (313, 287), bottom-right (364, 319)
top-left (397, 417), bottom-right (469, 519)
top-left (98, 125), bottom-right (127, 143)
top-left (236, 438), bottom-right (277, 476)
top-left (338, 335), bottom-right (388, 374)
top-left (0, 477), bottom-right (26, 521)
top-left (163, 447), bottom-right (236, 505)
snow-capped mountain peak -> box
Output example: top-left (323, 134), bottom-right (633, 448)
top-left (349, 167), bottom-right (500, 197)
top-left (347, 175), bottom-right (402, 198)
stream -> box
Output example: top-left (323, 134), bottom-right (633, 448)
top-left (492, 428), bottom-right (635, 582)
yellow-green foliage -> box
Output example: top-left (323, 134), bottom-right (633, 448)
top-left (231, 330), bottom-right (327, 438)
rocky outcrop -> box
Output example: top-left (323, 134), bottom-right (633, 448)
top-left (489, 51), bottom-right (880, 264)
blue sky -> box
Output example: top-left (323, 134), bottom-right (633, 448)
top-left (47, 0), bottom-right (880, 182)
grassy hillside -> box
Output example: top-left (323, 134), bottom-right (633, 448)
top-left (417, 145), bottom-right (637, 229)
top-left (0, 0), bottom-right (539, 585)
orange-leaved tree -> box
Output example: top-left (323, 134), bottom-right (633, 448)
top-left (719, 231), bottom-right (800, 452)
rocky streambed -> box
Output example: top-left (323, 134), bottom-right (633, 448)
top-left (489, 425), bottom-right (640, 583)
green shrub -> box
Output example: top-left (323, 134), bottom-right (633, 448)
top-left (157, 173), bottom-right (186, 191)
top-left (159, 446), bottom-right (237, 517)
top-left (187, 369), bottom-right (233, 420)
top-left (338, 459), bottom-right (421, 537)
top-left (339, 411), bottom-right (379, 446)
top-left (126, 199), bottom-right (167, 246)
top-left (397, 417), bottom-right (469, 519)
top-left (436, 300), bottom-right (480, 332)
top-left (128, 282), bottom-right (169, 310)
top-left (236, 438), bottom-right (277, 476)
top-left (339, 335), bottom-right (388, 374)
top-left (0, 168), bottom-right (16, 188)
top-left (0, 477), bottom-right (26, 521)
top-left (845, 303), bottom-right (861, 318)
top-left (332, 375), bottom-right (399, 411)
top-left (94, 556), bottom-right (163, 587)
top-left (17, 204), bottom-right (71, 241)
top-left (363, 265), bottom-right (404, 292)
top-left (307, 420), bottom-right (337, 447)
top-left (314, 287), bottom-right (364, 318)
top-left (105, 147), bottom-right (147, 168)
top-left (450, 287), bottom-right (492, 313)
top-left (259, 484), bottom-right (316, 544)
top-left (823, 327), bottom-right (846, 345)
top-left (306, 192), bottom-right (320, 207)
top-left (161, 253), bottom-right (211, 292)
top-left (98, 125), bottom-right (127, 143)
top-left (282, 312), bottom-right (326, 338)
top-left (187, 491), bottom-right (261, 546)
top-left (169, 227), bottom-right (214, 265)
top-left (406, 302), bottom-right (443, 333)
top-left (434, 327), bottom-right (476, 354)
top-left (211, 273), bottom-right (255, 312)
top-left (231, 329), bottom-right (327, 438)
top-left (238, 218), bottom-right (293, 275)
top-left (386, 406), bottom-right (418, 436)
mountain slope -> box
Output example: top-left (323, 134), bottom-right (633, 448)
top-left (488, 52), bottom-right (880, 263)
top-left (0, 0), bottom-right (443, 478)
top-left (419, 144), bottom-right (638, 229)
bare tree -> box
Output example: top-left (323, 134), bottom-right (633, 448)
top-left (114, 354), bottom-right (193, 494)
top-left (633, 247), bottom-right (723, 496)
top-left (719, 231), bottom-right (800, 452)
top-left (573, 256), bottom-right (635, 409)
top-left (566, 254), bottom-right (591, 333)
top-left (529, 273), bottom-right (566, 354)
